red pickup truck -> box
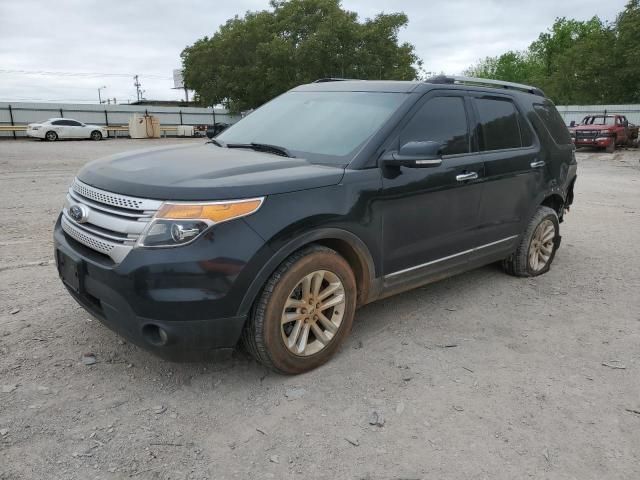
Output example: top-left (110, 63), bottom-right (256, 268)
top-left (569, 114), bottom-right (639, 153)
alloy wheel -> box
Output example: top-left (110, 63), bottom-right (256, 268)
top-left (529, 219), bottom-right (555, 271)
top-left (281, 269), bottom-right (346, 356)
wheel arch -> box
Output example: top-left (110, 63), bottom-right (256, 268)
top-left (237, 228), bottom-right (377, 317)
top-left (541, 193), bottom-right (565, 216)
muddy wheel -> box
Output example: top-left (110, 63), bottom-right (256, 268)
top-left (242, 245), bottom-right (357, 374)
top-left (503, 206), bottom-right (560, 277)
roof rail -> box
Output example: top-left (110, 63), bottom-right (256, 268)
top-left (312, 78), bottom-right (361, 83)
top-left (425, 75), bottom-right (545, 97)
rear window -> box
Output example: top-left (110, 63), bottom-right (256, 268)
top-left (475, 98), bottom-right (523, 151)
top-left (534, 103), bottom-right (572, 144)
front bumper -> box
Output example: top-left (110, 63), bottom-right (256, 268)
top-left (53, 215), bottom-right (268, 361)
top-left (572, 136), bottom-right (613, 147)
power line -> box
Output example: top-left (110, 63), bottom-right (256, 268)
top-left (0, 69), bottom-right (172, 79)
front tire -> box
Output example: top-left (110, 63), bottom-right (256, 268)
top-left (45, 131), bottom-right (58, 141)
top-left (503, 206), bottom-right (559, 277)
top-left (90, 130), bottom-right (102, 141)
top-left (242, 245), bottom-right (357, 374)
top-left (605, 139), bottom-right (616, 153)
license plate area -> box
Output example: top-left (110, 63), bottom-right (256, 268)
top-left (56, 250), bottom-right (83, 293)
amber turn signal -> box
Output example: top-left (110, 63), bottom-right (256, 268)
top-left (155, 198), bottom-right (263, 223)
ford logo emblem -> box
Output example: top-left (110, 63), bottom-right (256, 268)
top-left (69, 204), bottom-right (89, 223)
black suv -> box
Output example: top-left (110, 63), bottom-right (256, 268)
top-left (54, 76), bottom-right (577, 374)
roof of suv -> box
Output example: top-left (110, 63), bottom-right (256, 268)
top-left (294, 80), bottom-right (423, 93)
top-left (294, 76), bottom-right (546, 98)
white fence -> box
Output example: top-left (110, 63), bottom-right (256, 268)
top-left (0, 101), bottom-right (240, 138)
top-left (556, 104), bottom-right (640, 125)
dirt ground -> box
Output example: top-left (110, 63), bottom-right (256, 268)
top-left (0, 138), bottom-right (639, 480)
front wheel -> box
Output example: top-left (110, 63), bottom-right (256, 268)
top-left (503, 206), bottom-right (559, 277)
top-left (45, 131), bottom-right (58, 141)
top-left (90, 130), bottom-right (102, 141)
top-left (605, 139), bottom-right (616, 153)
top-left (242, 245), bottom-right (357, 374)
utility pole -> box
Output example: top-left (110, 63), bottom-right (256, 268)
top-left (133, 75), bottom-right (142, 102)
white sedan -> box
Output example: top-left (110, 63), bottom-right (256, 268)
top-left (26, 118), bottom-right (108, 141)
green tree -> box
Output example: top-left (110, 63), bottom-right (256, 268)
top-left (465, 51), bottom-right (541, 85)
top-left (181, 0), bottom-right (420, 111)
top-left (615, 0), bottom-right (640, 102)
top-left (464, 2), bottom-right (640, 105)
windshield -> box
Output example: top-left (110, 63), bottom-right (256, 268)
top-left (585, 116), bottom-right (615, 125)
top-left (217, 91), bottom-right (407, 164)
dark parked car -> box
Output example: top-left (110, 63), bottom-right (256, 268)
top-left (54, 76), bottom-right (577, 374)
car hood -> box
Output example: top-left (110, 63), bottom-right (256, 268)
top-left (77, 142), bottom-right (345, 200)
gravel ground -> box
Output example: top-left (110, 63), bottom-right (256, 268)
top-left (0, 138), bottom-right (639, 480)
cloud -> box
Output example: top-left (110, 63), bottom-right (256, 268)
top-left (0, 0), bottom-right (628, 103)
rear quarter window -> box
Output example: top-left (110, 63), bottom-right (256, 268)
top-left (533, 103), bottom-right (572, 145)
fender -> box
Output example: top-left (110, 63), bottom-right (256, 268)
top-left (237, 227), bottom-right (378, 316)
top-left (525, 168), bottom-right (575, 224)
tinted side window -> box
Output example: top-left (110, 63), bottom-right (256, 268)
top-left (518, 112), bottom-right (534, 147)
top-left (400, 96), bottom-right (469, 155)
top-left (51, 120), bottom-right (65, 125)
top-left (475, 98), bottom-right (522, 151)
top-left (533, 103), bottom-right (572, 144)
top-left (66, 120), bottom-right (82, 126)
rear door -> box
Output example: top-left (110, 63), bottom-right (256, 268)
top-left (469, 93), bottom-right (542, 256)
top-left (617, 116), bottom-right (628, 144)
top-left (380, 92), bottom-right (485, 283)
top-left (50, 120), bottom-right (67, 137)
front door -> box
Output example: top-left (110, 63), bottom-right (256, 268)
top-left (380, 93), bottom-right (485, 285)
top-left (65, 120), bottom-right (85, 138)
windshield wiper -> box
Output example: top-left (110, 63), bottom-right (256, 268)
top-left (226, 142), bottom-right (294, 158)
top-left (206, 138), bottom-right (226, 147)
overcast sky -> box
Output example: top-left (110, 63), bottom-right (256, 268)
top-left (0, 0), bottom-right (628, 104)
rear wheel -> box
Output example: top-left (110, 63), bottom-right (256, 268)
top-left (45, 131), bottom-right (58, 141)
top-left (90, 130), bottom-right (102, 141)
top-left (242, 245), bottom-right (357, 374)
top-left (503, 206), bottom-right (559, 277)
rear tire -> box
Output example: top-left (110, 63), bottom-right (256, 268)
top-left (242, 245), bottom-right (357, 374)
top-left (45, 131), bottom-right (58, 141)
top-left (503, 206), bottom-right (559, 277)
top-left (90, 130), bottom-right (102, 141)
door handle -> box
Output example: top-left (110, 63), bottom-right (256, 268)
top-left (456, 172), bottom-right (478, 182)
top-left (530, 160), bottom-right (546, 168)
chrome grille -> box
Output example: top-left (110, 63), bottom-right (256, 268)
top-left (575, 130), bottom-right (602, 140)
top-left (71, 178), bottom-right (160, 211)
top-left (62, 179), bottom-right (162, 263)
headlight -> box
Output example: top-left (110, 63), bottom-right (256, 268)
top-left (137, 197), bottom-right (264, 247)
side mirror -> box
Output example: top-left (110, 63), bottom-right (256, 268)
top-left (381, 141), bottom-right (443, 168)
